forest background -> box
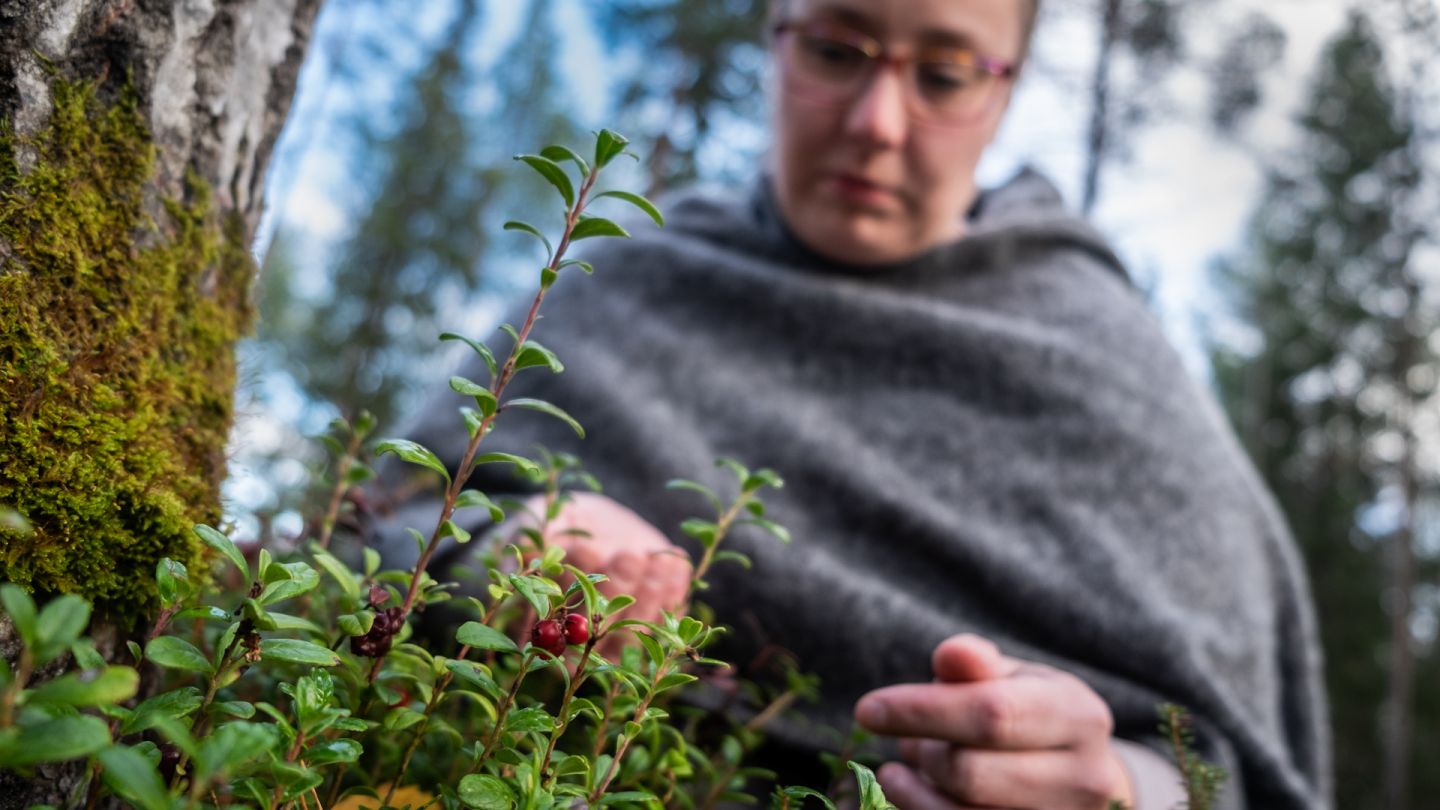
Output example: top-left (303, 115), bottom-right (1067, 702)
top-left (232, 1), bottom-right (1437, 809)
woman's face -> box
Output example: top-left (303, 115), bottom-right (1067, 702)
top-left (769, 0), bottom-right (1024, 265)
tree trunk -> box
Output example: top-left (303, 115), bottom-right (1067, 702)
top-left (0, 0), bottom-right (320, 804)
top-left (1079, 0), bottom-right (1122, 217)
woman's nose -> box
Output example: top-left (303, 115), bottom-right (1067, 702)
top-left (844, 65), bottom-right (909, 148)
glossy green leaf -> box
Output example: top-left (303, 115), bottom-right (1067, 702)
top-left (35, 594), bottom-right (90, 662)
top-left (515, 154), bottom-right (575, 208)
top-left (145, 636), bottom-right (213, 675)
top-left (155, 558), bottom-right (187, 607)
top-left (570, 216), bottom-right (629, 241)
top-left (503, 397), bottom-right (584, 438)
top-left (98, 745), bottom-right (170, 810)
top-left (0, 584), bottom-right (37, 650)
top-left (311, 550), bottom-right (360, 599)
top-left (440, 332), bottom-right (498, 378)
top-left (194, 524), bottom-right (248, 578)
top-left (260, 639), bottom-right (341, 667)
top-left (121, 688), bottom-right (203, 735)
top-left (459, 774), bottom-right (515, 810)
top-left (849, 761), bottom-right (898, 810)
top-left (540, 144), bottom-right (590, 178)
top-left (504, 220), bottom-right (553, 259)
top-left (0, 715), bottom-right (110, 767)
top-left (475, 452), bottom-right (541, 477)
top-left (375, 439), bottom-right (451, 484)
top-left (456, 621), bottom-right (519, 653)
top-left (455, 490), bottom-right (505, 523)
top-left (27, 666), bottom-right (138, 708)
top-left (595, 190), bottom-right (664, 227)
top-left (593, 129), bottom-right (629, 168)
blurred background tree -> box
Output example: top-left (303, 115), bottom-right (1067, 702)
top-left (237, 2), bottom-right (1439, 807)
top-left (1210, 8), bottom-right (1438, 809)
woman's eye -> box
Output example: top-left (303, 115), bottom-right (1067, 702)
top-left (918, 66), bottom-right (970, 93)
top-left (804, 37), bottom-right (865, 66)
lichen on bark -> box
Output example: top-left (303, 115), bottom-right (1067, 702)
top-left (0, 77), bottom-right (253, 618)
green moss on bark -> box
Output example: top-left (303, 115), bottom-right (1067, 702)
top-left (0, 79), bottom-right (253, 619)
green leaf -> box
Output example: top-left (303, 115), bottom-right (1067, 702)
top-left (459, 774), bottom-right (515, 810)
top-left (450, 376), bottom-right (498, 416)
top-left (375, 439), bottom-right (451, 484)
top-left (194, 524), bottom-right (248, 578)
top-left (475, 452), bottom-right (542, 477)
top-left (636, 633), bottom-right (665, 670)
top-left (570, 216), bottom-right (629, 241)
top-left (514, 341), bottom-right (564, 374)
top-left (655, 672), bottom-right (697, 693)
top-left (122, 688), bottom-right (204, 735)
top-left (598, 791), bottom-right (656, 806)
top-left (446, 660), bottom-right (502, 698)
top-left (266, 612), bottom-right (326, 634)
top-left (0, 715), bottom-right (110, 767)
top-left (778, 787), bottom-right (837, 810)
top-left (383, 707), bottom-right (425, 732)
top-left (504, 705), bottom-right (553, 734)
top-left (849, 762), bottom-right (898, 810)
top-left (145, 636), bottom-right (213, 675)
top-left (193, 722), bottom-right (277, 784)
top-left (504, 220), bottom-right (553, 260)
top-left (515, 154), bottom-right (575, 208)
top-left (713, 550), bottom-right (753, 570)
top-left (665, 479), bottom-right (722, 513)
top-left (503, 398), bottom-right (584, 438)
top-left (441, 519), bottom-right (473, 544)
top-left (257, 562), bottom-right (321, 606)
top-left (508, 575), bottom-right (552, 617)
top-left (540, 144), bottom-right (590, 178)
top-left (604, 594), bottom-right (635, 617)
top-left (345, 462), bottom-right (376, 486)
top-left (456, 621), bottom-right (519, 653)
top-left (565, 566), bottom-right (604, 620)
top-left (35, 594), bottom-right (90, 661)
top-left (593, 129), bottom-right (629, 168)
top-left (0, 584), bottom-right (38, 650)
top-left (175, 606), bottom-right (229, 622)
top-left (260, 639), bottom-right (342, 667)
top-left (338, 611), bottom-right (375, 637)
top-left (558, 258), bottom-right (595, 274)
top-left (27, 666), bottom-right (138, 708)
top-left (595, 190), bottom-right (664, 227)
top-left (311, 550), bottom-right (360, 599)
top-left (680, 519), bottom-right (718, 546)
top-left (98, 745), bottom-right (170, 810)
top-left (306, 738), bottom-right (362, 766)
top-left (155, 558), bottom-right (187, 607)
top-left (455, 490), bottom-right (505, 523)
top-left (461, 406), bottom-right (486, 439)
top-left (440, 332), bottom-right (498, 378)
top-left (741, 517), bottom-right (792, 544)
top-left (211, 701), bottom-right (255, 719)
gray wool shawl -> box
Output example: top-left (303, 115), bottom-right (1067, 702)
top-left (375, 169), bottom-right (1331, 810)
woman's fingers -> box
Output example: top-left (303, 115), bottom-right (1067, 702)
top-left (907, 738), bottom-right (1126, 810)
top-left (932, 634), bottom-right (1023, 682)
top-left (857, 675), bottom-right (1113, 749)
top-left (874, 762), bottom-right (990, 810)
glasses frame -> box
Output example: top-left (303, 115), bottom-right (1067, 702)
top-left (770, 19), bottom-right (1018, 127)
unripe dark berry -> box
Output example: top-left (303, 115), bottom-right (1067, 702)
top-left (563, 613), bottom-right (589, 645)
top-left (532, 619), bottom-right (566, 655)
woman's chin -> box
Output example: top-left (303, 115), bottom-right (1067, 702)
top-left (797, 218), bottom-right (915, 266)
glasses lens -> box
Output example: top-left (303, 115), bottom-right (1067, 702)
top-left (781, 29), bottom-right (870, 101)
top-left (914, 57), bottom-right (990, 123)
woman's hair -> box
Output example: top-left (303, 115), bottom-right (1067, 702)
top-left (768, 0), bottom-right (1043, 71)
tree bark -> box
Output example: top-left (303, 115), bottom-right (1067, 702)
top-left (0, 0), bottom-right (320, 804)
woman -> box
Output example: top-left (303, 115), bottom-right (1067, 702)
top-left (376, 1), bottom-right (1331, 807)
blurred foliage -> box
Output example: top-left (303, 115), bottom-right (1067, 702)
top-left (1210, 10), bottom-right (1438, 808)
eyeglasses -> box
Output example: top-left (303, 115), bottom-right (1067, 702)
top-left (771, 20), bottom-right (1016, 127)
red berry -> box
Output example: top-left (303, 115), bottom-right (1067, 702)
top-left (563, 613), bottom-right (589, 645)
top-left (532, 619), bottom-right (564, 654)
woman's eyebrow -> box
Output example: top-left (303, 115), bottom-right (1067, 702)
top-left (810, 5), bottom-right (983, 50)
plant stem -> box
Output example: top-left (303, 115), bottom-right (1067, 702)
top-left (588, 659), bottom-right (672, 803)
top-left (0, 647), bottom-right (31, 728)
top-left (538, 638), bottom-right (598, 787)
top-left (398, 167), bottom-right (600, 622)
top-left (475, 650), bottom-right (538, 767)
top-left (684, 494), bottom-right (750, 608)
top-left (318, 428), bottom-right (364, 550)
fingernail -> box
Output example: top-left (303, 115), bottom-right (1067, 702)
top-left (856, 697), bottom-right (888, 728)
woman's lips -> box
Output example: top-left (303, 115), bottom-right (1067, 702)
top-left (831, 173), bottom-right (896, 207)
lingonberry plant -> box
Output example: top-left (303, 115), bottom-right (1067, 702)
top-left (0, 130), bottom-right (1225, 810)
top-left (0, 130), bottom-right (897, 810)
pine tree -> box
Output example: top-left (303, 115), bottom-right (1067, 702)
top-left (1209, 11), bottom-right (1437, 808)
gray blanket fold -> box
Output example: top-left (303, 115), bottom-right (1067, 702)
top-left (375, 169), bottom-right (1331, 809)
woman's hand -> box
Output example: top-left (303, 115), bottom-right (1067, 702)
top-left (510, 492), bottom-right (692, 656)
top-left (855, 634), bottom-right (1136, 810)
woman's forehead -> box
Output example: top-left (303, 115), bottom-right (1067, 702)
top-left (785, 0), bottom-right (1024, 51)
